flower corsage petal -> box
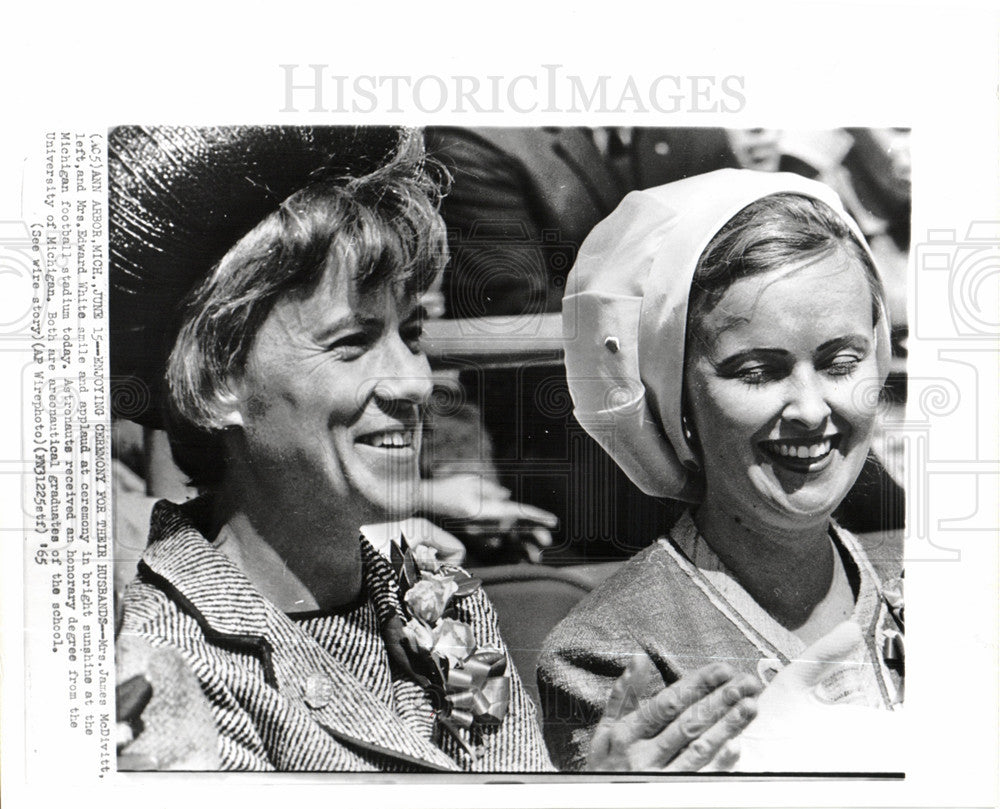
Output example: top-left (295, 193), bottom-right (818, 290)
top-left (411, 544), bottom-right (441, 573)
top-left (432, 619), bottom-right (476, 665)
top-left (404, 577), bottom-right (457, 625)
top-left (401, 619), bottom-right (435, 654)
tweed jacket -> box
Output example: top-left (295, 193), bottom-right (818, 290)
top-left (118, 499), bottom-right (553, 772)
top-left (537, 512), bottom-right (904, 771)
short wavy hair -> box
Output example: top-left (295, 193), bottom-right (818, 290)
top-left (687, 192), bottom-right (888, 344)
top-left (165, 133), bottom-right (449, 486)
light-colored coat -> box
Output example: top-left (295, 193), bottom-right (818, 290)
top-left (537, 515), bottom-right (903, 771)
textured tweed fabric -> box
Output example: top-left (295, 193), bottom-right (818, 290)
top-left (117, 498), bottom-right (552, 772)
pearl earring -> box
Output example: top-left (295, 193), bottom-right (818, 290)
top-left (682, 414), bottom-right (695, 442)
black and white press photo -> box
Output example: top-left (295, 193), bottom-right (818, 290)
top-left (107, 124), bottom-right (907, 773)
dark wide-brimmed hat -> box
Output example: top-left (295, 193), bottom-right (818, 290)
top-left (109, 125), bottom-right (405, 428)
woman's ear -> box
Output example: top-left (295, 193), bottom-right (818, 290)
top-left (210, 383), bottom-right (245, 429)
top-left (679, 381), bottom-right (702, 466)
top-left (680, 411), bottom-right (702, 471)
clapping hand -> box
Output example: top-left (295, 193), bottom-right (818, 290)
top-left (587, 655), bottom-right (761, 771)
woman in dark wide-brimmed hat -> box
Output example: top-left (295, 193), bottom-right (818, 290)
top-left (539, 169), bottom-right (904, 771)
top-left (111, 126), bottom-right (762, 772)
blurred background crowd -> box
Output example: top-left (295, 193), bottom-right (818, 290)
top-left (113, 126), bottom-right (910, 583)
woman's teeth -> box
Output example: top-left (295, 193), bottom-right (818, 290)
top-left (762, 437), bottom-right (837, 465)
top-left (361, 430), bottom-right (414, 448)
top-left (772, 439), bottom-right (832, 459)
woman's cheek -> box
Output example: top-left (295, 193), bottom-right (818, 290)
top-left (712, 383), bottom-right (772, 431)
top-left (829, 380), bottom-right (878, 441)
top-left (692, 387), bottom-right (757, 464)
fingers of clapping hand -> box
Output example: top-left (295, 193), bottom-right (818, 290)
top-left (602, 654), bottom-right (653, 721)
top-left (478, 498), bottom-right (560, 531)
top-left (587, 654), bottom-right (667, 769)
top-left (702, 739), bottom-right (742, 773)
top-left (529, 526), bottom-right (553, 547)
top-left (423, 525), bottom-right (467, 566)
top-left (652, 671), bottom-right (760, 762)
top-left (629, 662), bottom-right (733, 735)
top-left (478, 478), bottom-right (512, 502)
top-left (421, 475), bottom-right (559, 530)
top-left (661, 685), bottom-right (759, 771)
top-left (511, 501), bottom-right (560, 530)
top-left (419, 475), bottom-right (501, 519)
top-left (589, 660), bottom-right (762, 772)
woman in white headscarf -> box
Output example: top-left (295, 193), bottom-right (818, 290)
top-left (539, 169), bottom-right (904, 771)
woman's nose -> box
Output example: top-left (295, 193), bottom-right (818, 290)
top-left (372, 338), bottom-right (433, 406)
top-left (781, 372), bottom-right (832, 429)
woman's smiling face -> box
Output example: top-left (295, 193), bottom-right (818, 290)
top-left (226, 264), bottom-right (432, 526)
top-left (684, 248), bottom-right (882, 532)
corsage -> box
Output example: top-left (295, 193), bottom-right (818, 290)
top-left (391, 542), bottom-right (510, 757)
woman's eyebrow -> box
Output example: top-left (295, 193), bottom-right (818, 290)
top-left (712, 347), bottom-right (788, 368)
top-left (814, 334), bottom-right (872, 354)
top-left (312, 314), bottom-right (362, 341)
